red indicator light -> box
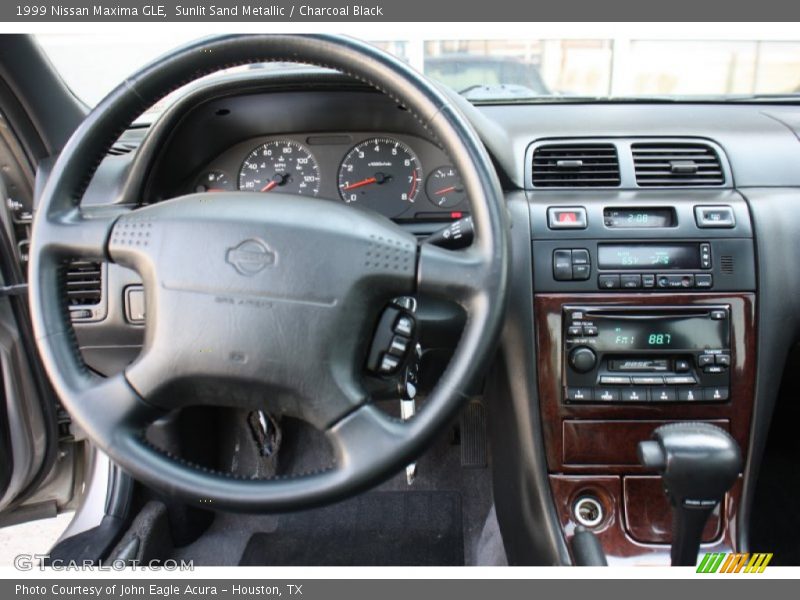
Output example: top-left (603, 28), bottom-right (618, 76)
top-left (557, 212), bottom-right (578, 223)
top-left (450, 211), bottom-right (463, 219)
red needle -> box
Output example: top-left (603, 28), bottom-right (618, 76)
top-left (341, 177), bottom-right (377, 191)
top-left (260, 180), bottom-right (278, 192)
top-left (434, 186), bottom-right (457, 195)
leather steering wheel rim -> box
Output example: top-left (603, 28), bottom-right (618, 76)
top-left (29, 34), bottom-right (509, 511)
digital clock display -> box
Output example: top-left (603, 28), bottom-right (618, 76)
top-left (604, 207), bottom-right (675, 228)
top-left (597, 243), bottom-right (701, 270)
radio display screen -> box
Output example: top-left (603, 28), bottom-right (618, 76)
top-left (597, 243), bottom-right (700, 270)
top-left (594, 313), bottom-right (728, 351)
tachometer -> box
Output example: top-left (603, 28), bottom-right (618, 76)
top-left (337, 137), bottom-right (422, 218)
top-left (239, 140), bottom-right (321, 196)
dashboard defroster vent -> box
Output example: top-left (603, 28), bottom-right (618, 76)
top-left (632, 142), bottom-right (724, 186)
top-left (531, 143), bottom-right (621, 187)
top-left (64, 261), bottom-right (102, 306)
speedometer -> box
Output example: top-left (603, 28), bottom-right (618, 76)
top-left (337, 137), bottom-right (422, 218)
top-left (239, 140), bottom-right (321, 196)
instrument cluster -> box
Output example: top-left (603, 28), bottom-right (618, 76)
top-left (190, 133), bottom-right (467, 221)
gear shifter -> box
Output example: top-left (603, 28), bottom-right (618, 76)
top-left (637, 422), bottom-right (742, 566)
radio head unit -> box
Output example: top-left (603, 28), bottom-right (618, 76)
top-left (563, 305), bottom-right (731, 404)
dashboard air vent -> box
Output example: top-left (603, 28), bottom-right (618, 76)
top-left (531, 143), bottom-right (620, 187)
top-left (632, 142), bottom-right (724, 186)
top-left (65, 261), bottom-right (102, 306)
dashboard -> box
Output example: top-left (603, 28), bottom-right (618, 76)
top-left (185, 132), bottom-right (466, 221)
top-left (42, 68), bottom-right (800, 567)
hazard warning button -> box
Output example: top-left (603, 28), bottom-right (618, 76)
top-left (547, 206), bottom-right (588, 230)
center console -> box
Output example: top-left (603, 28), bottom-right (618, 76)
top-left (530, 191), bottom-right (756, 564)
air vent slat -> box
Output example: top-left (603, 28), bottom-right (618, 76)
top-left (531, 143), bottom-right (620, 188)
top-left (65, 261), bottom-right (102, 306)
top-left (633, 142), bottom-right (724, 187)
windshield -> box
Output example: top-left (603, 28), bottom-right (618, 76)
top-left (36, 33), bottom-right (800, 109)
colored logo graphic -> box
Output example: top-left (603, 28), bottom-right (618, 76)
top-left (697, 552), bottom-right (773, 573)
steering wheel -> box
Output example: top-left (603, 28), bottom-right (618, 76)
top-left (29, 34), bottom-right (508, 511)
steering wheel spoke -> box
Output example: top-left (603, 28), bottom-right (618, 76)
top-left (416, 242), bottom-right (491, 304)
top-left (328, 404), bottom-right (407, 477)
top-left (37, 204), bottom-right (127, 261)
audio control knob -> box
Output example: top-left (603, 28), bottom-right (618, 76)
top-left (569, 346), bottom-right (597, 373)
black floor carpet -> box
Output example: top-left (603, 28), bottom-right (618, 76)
top-left (238, 491), bottom-right (464, 566)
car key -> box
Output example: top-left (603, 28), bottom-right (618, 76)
top-left (400, 342), bottom-right (422, 485)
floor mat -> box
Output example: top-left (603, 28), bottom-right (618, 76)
top-left (239, 491), bottom-right (464, 566)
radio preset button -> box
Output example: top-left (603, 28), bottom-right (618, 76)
top-left (678, 387), bottom-right (703, 401)
top-left (621, 387), bottom-right (648, 402)
top-left (651, 387), bottom-right (677, 402)
top-left (598, 274), bottom-right (620, 289)
top-left (704, 387), bottom-right (730, 401)
top-left (566, 387), bottom-right (593, 402)
top-left (595, 388), bottom-right (620, 402)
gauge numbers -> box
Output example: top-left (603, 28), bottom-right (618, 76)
top-left (239, 140), bottom-right (321, 197)
top-left (337, 137), bottom-right (422, 218)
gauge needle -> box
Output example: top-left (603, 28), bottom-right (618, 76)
top-left (434, 186), bottom-right (457, 196)
top-left (341, 177), bottom-right (377, 191)
top-left (260, 180), bottom-right (279, 193)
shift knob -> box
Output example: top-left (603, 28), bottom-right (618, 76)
top-left (638, 422), bottom-right (742, 566)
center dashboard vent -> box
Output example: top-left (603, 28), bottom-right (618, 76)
top-left (632, 142), bottom-right (724, 186)
top-left (531, 143), bottom-right (621, 187)
top-left (64, 261), bottom-right (102, 306)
